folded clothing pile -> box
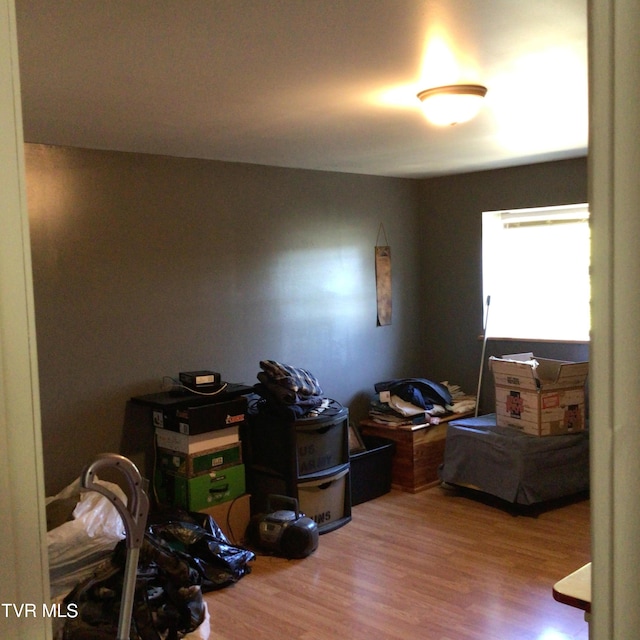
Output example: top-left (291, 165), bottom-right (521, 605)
top-left (254, 360), bottom-right (328, 420)
top-left (375, 378), bottom-right (453, 412)
top-left (369, 378), bottom-right (476, 426)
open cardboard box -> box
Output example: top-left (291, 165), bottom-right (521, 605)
top-left (489, 353), bottom-right (589, 436)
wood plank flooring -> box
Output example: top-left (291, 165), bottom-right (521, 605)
top-left (204, 486), bottom-right (590, 640)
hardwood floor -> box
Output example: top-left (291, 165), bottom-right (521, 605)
top-left (204, 486), bottom-right (591, 640)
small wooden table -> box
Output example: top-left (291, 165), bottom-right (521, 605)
top-left (553, 562), bottom-right (591, 620)
top-left (360, 412), bottom-right (472, 493)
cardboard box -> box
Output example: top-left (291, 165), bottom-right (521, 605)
top-left (490, 354), bottom-right (588, 436)
top-left (153, 396), bottom-right (247, 435)
top-left (154, 463), bottom-right (246, 511)
top-left (157, 442), bottom-right (242, 477)
top-left (155, 425), bottom-right (239, 454)
top-left (199, 493), bottom-right (251, 543)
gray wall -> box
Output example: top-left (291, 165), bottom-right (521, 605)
top-left (26, 144), bottom-right (424, 494)
top-left (418, 157), bottom-right (589, 412)
top-left (26, 145), bottom-right (588, 494)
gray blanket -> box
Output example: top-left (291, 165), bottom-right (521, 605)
top-left (439, 414), bottom-right (589, 504)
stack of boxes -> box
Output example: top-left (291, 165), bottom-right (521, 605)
top-left (152, 394), bottom-right (248, 513)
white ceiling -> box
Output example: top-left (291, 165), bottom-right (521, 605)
top-left (14, 0), bottom-right (588, 179)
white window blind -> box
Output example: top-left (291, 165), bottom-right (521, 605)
top-left (482, 203), bottom-right (590, 341)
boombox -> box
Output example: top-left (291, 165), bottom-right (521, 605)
top-left (246, 495), bottom-right (319, 559)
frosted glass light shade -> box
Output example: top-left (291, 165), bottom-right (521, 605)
top-left (417, 84), bottom-right (487, 126)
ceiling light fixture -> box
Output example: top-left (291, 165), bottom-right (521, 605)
top-left (417, 84), bottom-right (487, 126)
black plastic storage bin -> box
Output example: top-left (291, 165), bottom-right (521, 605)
top-left (243, 397), bottom-right (352, 533)
top-left (297, 464), bottom-right (351, 533)
top-left (246, 464), bottom-right (351, 534)
top-left (243, 398), bottom-right (348, 477)
top-left (350, 435), bottom-right (395, 505)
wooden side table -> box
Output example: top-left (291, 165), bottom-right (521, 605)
top-left (553, 562), bottom-right (591, 621)
top-left (360, 413), bottom-right (471, 493)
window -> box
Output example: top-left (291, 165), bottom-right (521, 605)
top-left (482, 203), bottom-right (590, 341)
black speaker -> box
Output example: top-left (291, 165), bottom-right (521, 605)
top-left (246, 495), bottom-right (319, 559)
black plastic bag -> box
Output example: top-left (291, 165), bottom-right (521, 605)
top-left (147, 508), bottom-right (255, 592)
top-left (63, 534), bottom-right (205, 640)
top-left (62, 509), bottom-right (254, 639)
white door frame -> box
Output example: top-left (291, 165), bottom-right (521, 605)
top-left (0, 1), bottom-right (51, 637)
top-left (589, 0), bottom-right (640, 637)
top-left (2, 1), bottom-right (639, 638)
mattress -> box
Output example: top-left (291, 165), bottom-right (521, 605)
top-left (438, 413), bottom-right (589, 505)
